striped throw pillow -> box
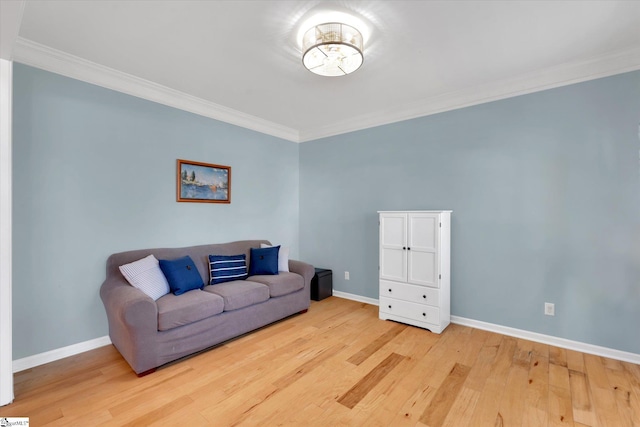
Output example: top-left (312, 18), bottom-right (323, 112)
top-left (119, 254), bottom-right (170, 300)
top-left (209, 254), bottom-right (248, 285)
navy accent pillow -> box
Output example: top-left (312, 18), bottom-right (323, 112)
top-left (159, 255), bottom-right (204, 295)
top-left (209, 254), bottom-right (248, 285)
top-left (249, 246), bottom-right (280, 276)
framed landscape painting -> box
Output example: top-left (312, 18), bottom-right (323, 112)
top-left (177, 159), bottom-right (231, 203)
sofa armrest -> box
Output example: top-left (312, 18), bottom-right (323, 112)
top-left (288, 259), bottom-right (315, 290)
top-left (100, 278), bottom-right (158, 334)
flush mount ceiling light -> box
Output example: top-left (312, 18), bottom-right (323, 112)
top-left (302, 22), bottom-right (364, 77)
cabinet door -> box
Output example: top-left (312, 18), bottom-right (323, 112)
top-left (379, 213), bottom-right (407, 282)
top-left (407, 213), bottom-right (439, 287)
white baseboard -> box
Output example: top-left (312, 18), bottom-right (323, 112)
top-left (12, 336), bottom-right (111, 373)
top-left (332, 290), bottom-right (380, 306)
top-left (12, 295), bottom-right (640, 372)
top-left (450, 316), bottom-right (640, 365)
top-left (332, 292), bottom-right (640, 365)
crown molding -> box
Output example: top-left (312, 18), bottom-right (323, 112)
top-left (11, 38), bottom-right (640, 144)
top-left (11, 38), bottom-right (300, 143)
top-left (299, 46), bottom-right (640, 142)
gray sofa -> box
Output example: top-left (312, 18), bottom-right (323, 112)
top-left (100, 240), bottom-right (314, 375)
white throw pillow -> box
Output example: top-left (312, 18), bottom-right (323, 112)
top-left (261, 243), bottom-right (289, 272)
top-left (119, 254), bottom-right (170, 300)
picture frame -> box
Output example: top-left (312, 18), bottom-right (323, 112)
top-left (177, 159), bottom-right (231, 203)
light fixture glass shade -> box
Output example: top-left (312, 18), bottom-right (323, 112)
top-left (302, 22), bottom-right (364, 76)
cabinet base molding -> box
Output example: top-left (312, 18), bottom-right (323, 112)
top-left (379, 314), bottom-right (449, 334)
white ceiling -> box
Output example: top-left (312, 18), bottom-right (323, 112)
top-left (4, 1), bottom-right (640, 142)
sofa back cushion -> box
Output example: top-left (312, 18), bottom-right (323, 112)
top-left (105, 240), bottom-right (272, 289)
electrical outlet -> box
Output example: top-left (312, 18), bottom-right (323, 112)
top-left (344, 271), bottom-right (350, 280)
top-left (544, 302), bottom-right (555, 316)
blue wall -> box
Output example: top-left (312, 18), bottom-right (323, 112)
top-left (12, 64), bottom-right (640, 360)
top-left (12, 64), bottom-right (300, 359)
top-left (300, 71), bottom-right (640, 354)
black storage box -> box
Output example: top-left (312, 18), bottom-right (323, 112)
top-left (311, 268), bottom-right (333, 301)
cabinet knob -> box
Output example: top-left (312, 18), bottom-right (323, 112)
top-left (388, 305), bottom-right (392, 309)
top-left (423, 295), bottom-right (426, 299)
top-left (422, 312), bottom-right (426, 317)
top-left (402, 246), bottom-right (406, 250)
top-left (408, 247), bottom-right (411, 250)
top-left (388, 288), bottom-right (392, 292)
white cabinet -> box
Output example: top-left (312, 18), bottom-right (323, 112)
top-left (378, 211), bottom-right (451, 334)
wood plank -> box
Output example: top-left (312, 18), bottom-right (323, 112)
top-left (337, 352), bottom-right (405, 409)
top-left (46, 409), bottom-right (113, 427)
top-left (358, 329), bottom-right (455, 427)
top-left (464, 337), bottom-right (500, 392)
top-left (311, 352), bottom-right (416, 427)
top-left (386, 322), bottom-right (471, 426)
top-left (569, 369), bottom-right (597, 426)
top-left (602, 357), bottom-right (625, 371)
top-left (457, 328), bottom-right (491, 367)
top-left (548, 385), bottom-right (575, 426)
top-left (441, 387), bottom-right (481, 427)
top-left (116, 395), bottom-right (195, 427)
top-left (585, 354), bottom-right (623, 427)
top-left (273, 342), bottom-right (347, 389)
top-left (108, 367), bottom-right (195, 417)
top-left (346, 322), bottom-right (407, 365)
top-left (419, 363), bottom-right (471, 426)
top-left (590, 386), bottom-right (623, 427)
top-left (384, 324), bottom-right (438, 359)
top-left (495, 341), bottom-right (531, 426)
top-left (522, 349), bottom-right (549, 427)
top-left (605, 366), bottom-right (640, 427)
top-left (388, 385), bottom-right (438, 427)
top-left (467, 337), bottom-right (518, 426)
top-left (548, 361), bottom-right (574, 426)
top-left (584, 354), bottom-right (612, 390)
top-left (566, 349), bottom-right (586, 373)
top-left (531, 340), bottom-right (550, 359)
top-left (550, 346), bottom-right (568, 368)
top-left (550, 359), bottom-right (571, 390)
top-left (624, 361), bottom-right (640, 404)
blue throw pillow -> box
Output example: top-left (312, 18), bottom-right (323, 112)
top-left (159, 256), bottom-right (204, 295)
top-left (209, 254), bottom-right (248, 285)
top-left (249, 246), bottom-right (280, 276)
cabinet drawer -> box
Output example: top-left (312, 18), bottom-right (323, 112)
top-left (380, 280), bottom-right (440, 307)
top-left (379, 296), bottom-right (440, 325)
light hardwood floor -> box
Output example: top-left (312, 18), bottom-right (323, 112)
top-left (3, 297), bottom-right (640, 426)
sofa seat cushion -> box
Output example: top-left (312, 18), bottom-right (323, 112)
top-left (249, 272), bottom-right (304, 298)
top-left (156, 290), bottom-right (224, 331)
top-left (204, 280), bottom-right (269, 311)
